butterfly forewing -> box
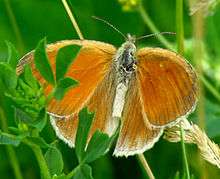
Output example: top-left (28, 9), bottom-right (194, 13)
top-left (17, 40), bottom-right (118, 146)
top-left (17, 40), bottom-right (116, 118)
top-left (137, 48), bottom-right (198, 127)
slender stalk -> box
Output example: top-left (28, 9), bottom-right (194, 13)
top-left (61, 0), bottom-right (84, 40)
top-left (180, 125), bottom-right (190, 179)
top-left (176, 1), bottom-right (190, 178)
top-left (137, 154), bottom-right (155, 179)
top-left (3, 0), bottom-right (24, 53)
top-left (138, 0), bottom-right (174, 50)
top-left (59, 2), bottom-right (86, 178)
top-left (190, 1), bottom-right (207, 178)
top-left (191, 1), bottom-right (206, 132)
top-left (5, 146), bottom-right (23, 179)
top-left (23, 139), bottom-right (51, 179)
top-left (176, 0), bottom-right (184, 55)
top-left (0, 108), bottom-right (23, 179)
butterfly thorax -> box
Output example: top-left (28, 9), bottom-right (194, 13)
top-left (115, 41), bottom-right (137, 85)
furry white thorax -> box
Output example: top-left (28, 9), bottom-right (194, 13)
top-left (112, 41), bottom-right (137, 118)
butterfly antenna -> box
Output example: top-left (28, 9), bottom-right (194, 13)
top-left (136, 32), bottom-right (176, 41)
top-left (92, 16), bottom-right (126, 40)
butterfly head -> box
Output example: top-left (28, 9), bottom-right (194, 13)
top-left (127, 34), bottom-right (136, 43)
top-left (120, 34), bottom-right (137, 55)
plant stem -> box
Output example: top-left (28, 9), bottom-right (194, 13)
top-left (59, 3), bottom-right (85, 178)
top-left (61, 0), bottom-right (84, 40)
top-left (5, 146), bottom-right (23, 179)
top-left (3, 0), bottom-right (24, 53)
top-left (0, 107), bottom-right (23, 179)
top-left (180, 125), bottom-right (190, 179)
top-left (176, 0), bottom-right (184, 55)
top-left (191, 1), bottom-right (206, 131)
top-left (137, 154), bottom-right (155, 179)
top-left (23, 139), bottom-right (51, 179)
top-left (190, 1), bottom-right (207, 178)
top-left (176, 1), bottom-right (190, 178)
top-left (138, 0), bottom-right (174, 50)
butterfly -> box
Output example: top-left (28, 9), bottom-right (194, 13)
top-left (17, 33), bottom-right (198, 157)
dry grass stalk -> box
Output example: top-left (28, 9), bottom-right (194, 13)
top-left (189, 0), bottom-right (218, 16)
top-left (164, 118), bottom-right (220, 168)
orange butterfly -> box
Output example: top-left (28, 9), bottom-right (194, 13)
top-left (17, 34), bottom-right (198, 157)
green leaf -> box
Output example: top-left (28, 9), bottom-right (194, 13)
top-left (83, 130), bottom-right (114, 163)
top-left (45, 146), bottom-right (64, 176)
top-left (14, 107), bottom-right (47, 130)
top-left (8, 127), bottom-right (22, 134)
top-left (56, 44), bottom-right (81, 82)
top-left (33, 108), bottom-right (47, 131)
top-left (53, 77), bottom-right (78, 100)
top-left (52, 173), bottom-right (67, 179)
top-left (17, 78), bottom-right (36, 97)
top-left (0, 63), bottom-right (17, 91)
top-left (75, 108), bottom-right (94, 163)
top-left (72, 164), bottom-right (93, 179)
top-left (23, 65), bottom-right (39, 90)
top-left (6, 41), bottom-right (19, 69)
top-left (0, 130), bottom-right (21, 146)
top-left (34, 38), bottom-right (55, 85)
top-left (14, 107), bottom-right (35, 124)
top-left (56, 77), bottom-right (79, 89)
top-left (26, 136), bottom-right (50, 148)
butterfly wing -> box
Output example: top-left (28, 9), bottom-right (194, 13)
top-left (114, 77), bottom-right (163, 157)
top-left (51, 67), bottom-right (118, 147)
top-left (17, 40), bottom-right (116, 117)
top-left (136, 48), bottom-right (198, 127)
top-left (17, 40), bottom-right (118, 146)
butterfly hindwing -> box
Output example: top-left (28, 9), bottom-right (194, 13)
top-left (51, 67), bottom-right (118, 147)
top-left (114, 76), bottom-right (163, 157)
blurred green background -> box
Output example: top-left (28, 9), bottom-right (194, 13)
top-left (1, 0), bottom-right (220, 178)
